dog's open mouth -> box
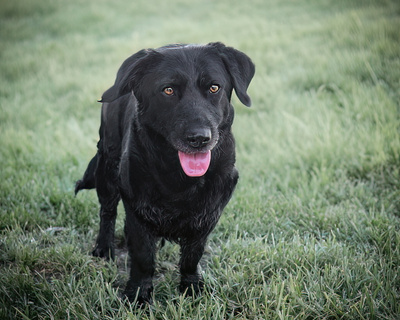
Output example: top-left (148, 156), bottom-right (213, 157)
top-left (178, 150), bottom-right (211, 177)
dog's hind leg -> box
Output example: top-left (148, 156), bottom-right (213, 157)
top-left (92, 152), bottom-right (120, 260)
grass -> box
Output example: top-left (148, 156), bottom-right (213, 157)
top-left (1, 0), bottom-right (399, 318)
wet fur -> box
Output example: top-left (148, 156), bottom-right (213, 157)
top-left (75, 42), bottom-right (254, 304)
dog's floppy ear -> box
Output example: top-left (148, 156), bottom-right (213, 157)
top-left (211, 42), bottom-right (255, 107)
top-left (100, 49), bottom-right (162, 103)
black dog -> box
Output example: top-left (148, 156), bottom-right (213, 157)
top-left (75, 42), bottom-right (255, 304)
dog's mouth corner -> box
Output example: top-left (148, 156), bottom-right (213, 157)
top-left (178, 150), bottom-right (211, 177)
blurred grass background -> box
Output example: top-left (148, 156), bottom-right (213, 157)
top-left (1, 0), bottom-right (399, 319)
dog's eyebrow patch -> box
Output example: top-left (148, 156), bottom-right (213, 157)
top-left (155, 73), bottom-right (188, 91)
top-left (198, 73), bottom-right (226, 90)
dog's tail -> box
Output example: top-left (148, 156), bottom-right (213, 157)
top-left (75, 154), bottom-right (98, 195)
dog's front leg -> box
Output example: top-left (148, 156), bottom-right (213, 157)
top-left (179, 237), bottom-right (207, 296)
top-left (123, 213), bottom-right (156, 305)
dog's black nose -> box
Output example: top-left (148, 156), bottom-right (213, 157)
top-left (187, 129), bottom-right (211, 148)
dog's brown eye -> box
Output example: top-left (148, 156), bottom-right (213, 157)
top-left (209, 85), bottom-right (220, 93)
top-left (163, 87), bottom-right (174, 96)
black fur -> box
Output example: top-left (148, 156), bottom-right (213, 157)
top-left (75, 42), bottom-right (255, 304)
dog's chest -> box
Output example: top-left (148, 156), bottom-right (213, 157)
top-left (121, 176), bottom-right (223, 239)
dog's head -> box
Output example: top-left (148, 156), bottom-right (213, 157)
top-left (101, 42), bottom-right (255, 177)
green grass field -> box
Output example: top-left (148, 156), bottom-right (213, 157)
top-left (1, 0), bottom-right (399, 319)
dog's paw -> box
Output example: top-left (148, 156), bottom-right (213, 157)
top-left (92, 245), bottom-right (114, 260)
top-left (123, 280), bottom-right (153, 306)
top-left (179, 274), bottom-right (204, 296)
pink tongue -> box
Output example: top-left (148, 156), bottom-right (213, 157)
top-left (178, 151), bottom-right (211, 177)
